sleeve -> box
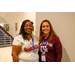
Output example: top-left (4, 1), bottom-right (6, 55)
top-left (12, 35), bottom-right (22, 46)
top-left (33, 35), bottom-right (39, 43)
top-left (54, 37), bottom-right (62, 62)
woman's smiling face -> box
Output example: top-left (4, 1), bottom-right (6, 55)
top-left (24, 21), bottom-right (33, 35)
top-left (42, 22), bottom-right (50, 35)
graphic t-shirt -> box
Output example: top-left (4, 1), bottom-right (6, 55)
top-left (40, 36), bottom-right (62, 62)
top-left (12, 34), bottom-right (39, 62)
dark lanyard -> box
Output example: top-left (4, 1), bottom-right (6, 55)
top-left (42, 37), bottom-right (49, 53)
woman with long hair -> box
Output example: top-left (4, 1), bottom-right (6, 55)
top-left (12, 20), bottom-right (39, 62)
top-left (39, 19), bottom-right (62, 62)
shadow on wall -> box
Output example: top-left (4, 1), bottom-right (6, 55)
top-left (61, 46), bottom-right (71, 62)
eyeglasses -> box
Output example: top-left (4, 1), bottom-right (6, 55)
top-left (25, 24), bottom-right (33, 28)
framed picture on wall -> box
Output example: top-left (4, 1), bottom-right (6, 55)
top-left (4, 24), bottom-right (9, 31)
top-left (15, 23), bottom-right (18, 31)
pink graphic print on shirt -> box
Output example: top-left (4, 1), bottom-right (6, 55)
top-left (24, 45), bottom-right (39, 52)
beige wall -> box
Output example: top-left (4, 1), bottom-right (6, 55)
top-left (0, 12), bottom-right (36, 36)
top-left (36, 12), bottom-right (75, 62)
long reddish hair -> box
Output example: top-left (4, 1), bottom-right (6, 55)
top-left (39, 19), bottom-right (57, 43)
